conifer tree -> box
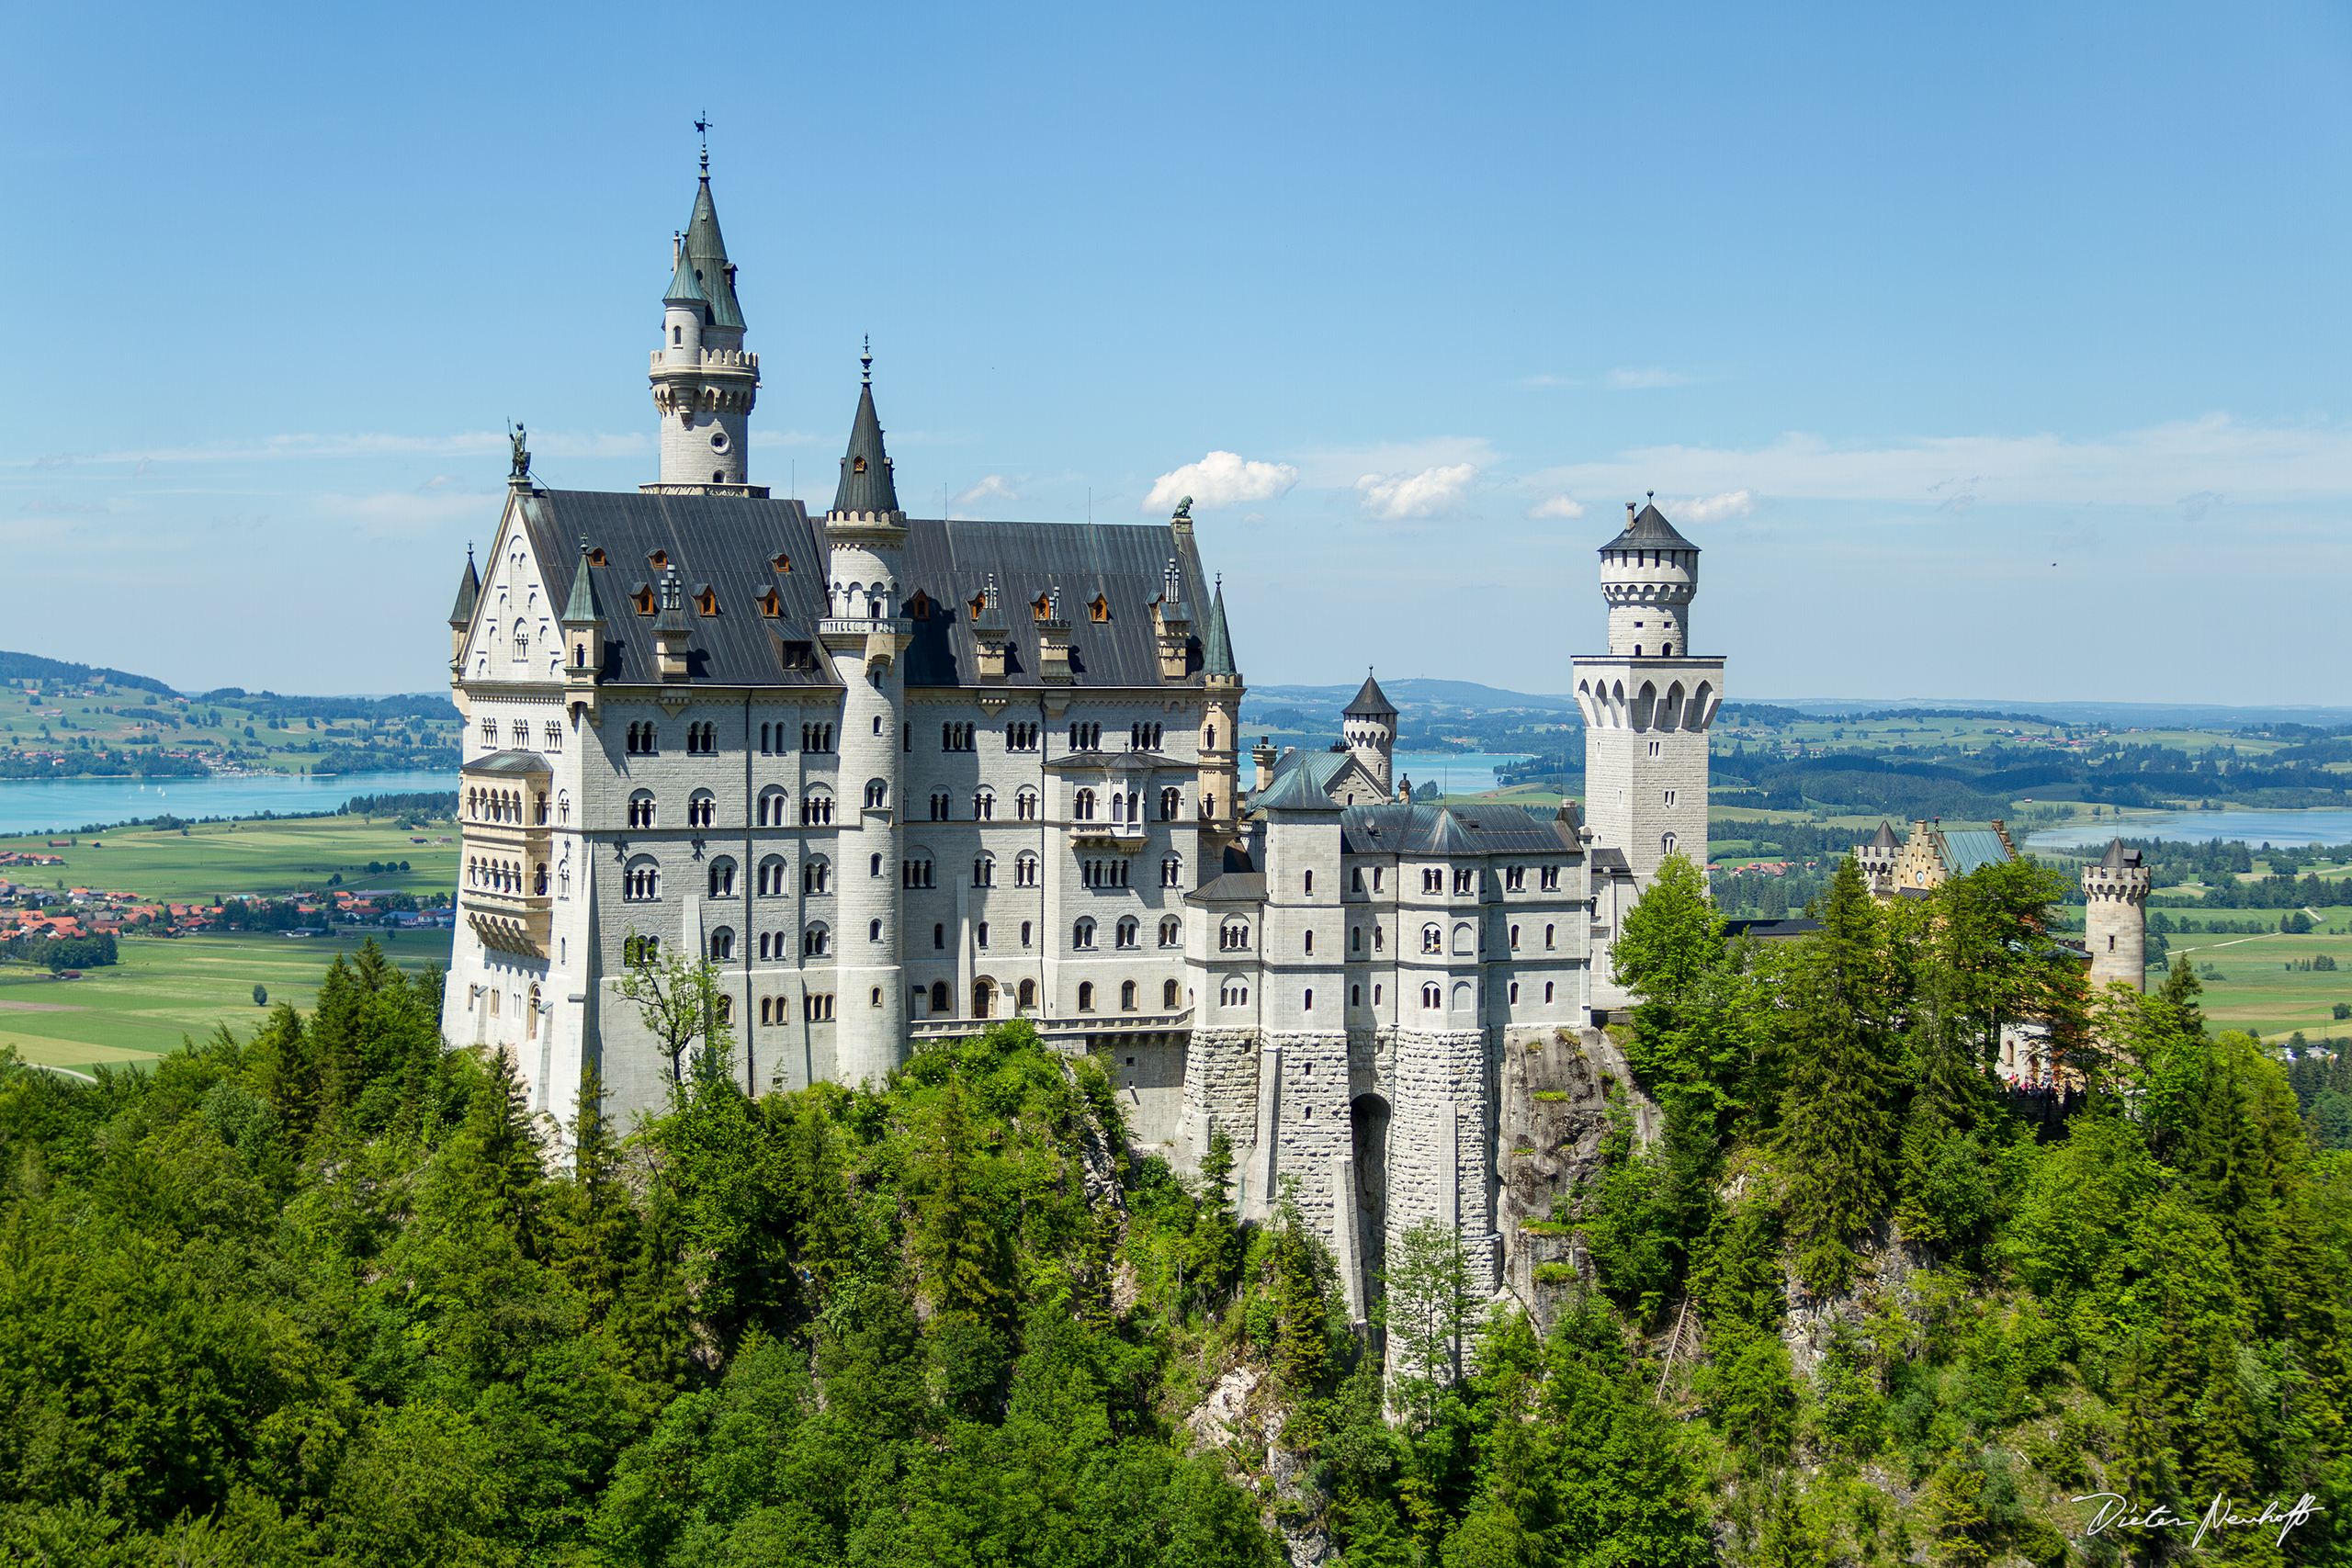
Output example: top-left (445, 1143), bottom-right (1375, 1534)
top-left (1780, 857), bottom-right (1898, 1294)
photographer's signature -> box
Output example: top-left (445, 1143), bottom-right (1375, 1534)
top-left (2075, 1492), bottom-right (2324, 1549)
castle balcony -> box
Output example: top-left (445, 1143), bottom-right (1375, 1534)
top-left (647, 348), bottom-right (760, 373)
top-left (464, 887), bottom-right (551, 957)
top-left (1068, 818), bottom-right (1148, 849)
top-left (909, 1008), bottom-right (1192, 1050)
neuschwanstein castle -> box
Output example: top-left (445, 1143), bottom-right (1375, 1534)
top-left (441, 157), bottom-right (1726, 1314)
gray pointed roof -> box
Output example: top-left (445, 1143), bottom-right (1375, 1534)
top-left (683, 177), bottom-right (744, 331)
top-left (1344, 671), bottom-right (1396, 717)
top-left (448, 549), bottom-right (480, 628)
top-left (1257, 763), bottom-right (1344, 813)
top-left (1600, 501), bottom-right (1698, 554)
top-left (664, 242), bottom-right (707, 308)
top-left (562, 539), bottom-right (605, 624)
top-left (1868, 819), bottom-right (1900, 849)
top-left (2098, 838), bottom-right (2141, 869)
top-left (1203, 580), bottom-right (1238, 676)
top-left (1421, 806), bottom-right (1479, 854)
top-left (830, 380), bottom-right (900, 517)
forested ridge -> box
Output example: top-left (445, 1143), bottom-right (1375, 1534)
top-left (1, 849), bottom-right (2347, 1565)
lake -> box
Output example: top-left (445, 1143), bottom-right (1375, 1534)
top-left (2028, 809), bottom-right (2352, 853)
top-left (1392, 751), bottom-right (1537, 795)
top-left (0, 769), bottom-right (460, 837)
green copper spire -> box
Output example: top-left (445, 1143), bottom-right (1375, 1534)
top-left (562, 537), bottom-right (604, 624)
top-left (663, 236), bottom-right (706, 309)
top-left (684, 172), bottom-right (744, 332)
top-left (829, 342), bottom-right (900, 517)
top-left (1203, 573), bottom-right (1237, 676)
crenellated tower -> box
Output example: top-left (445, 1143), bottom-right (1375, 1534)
top-left (1342, 670), bottom-right (1397, 801)
top-left (821, 344), bottom-right (912, 1085)
top-left (647, 149), bottom-right (763, 495)
top-left (2084, 839), bottom-right (2151, 993)
top-left (1571, 498), bottom-right (1725, 893)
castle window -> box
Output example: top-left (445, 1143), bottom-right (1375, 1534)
top-left (1664, 789), bottom-right (1677, 807)
top-left (1219, 919), bottom-right (1250, 951)
top-left (1510, 924), bottom-right (1520, 950)
top-left (1016, 852), bottom-right (1039, 886)
top-left (1453, 867), bottom-right (1475, 895)
top-left (1545, 923), bottom-right (1555, 949)
top-left (1373, 867), bottom-right (1384, 892)
top-left (1304, 870), bottom-right (1314, 895)
top-left (1161, 854), bottom-right (1182, 887)
top-left (1021, 920), bottom-right (1033, 948)
top-left (688, 789), bottom-right (716, 828)
top-left (1662, 833), bottom-right (1678, 857)
top-left (853, 455), bottom-right (867, 474)
top-left (1421, 983), bottom-right (1440, 1010)
top-left (757, 855), bottom-right (786, 896)
top-left (974, 855), bottom-right (995, 887)
top-left (1161, 786), bottom-right (1182, 821)
top-left (1303, 988), bottom-right (1313, 1011)
top-left (710, 927), bottom-right (734, 961)
top-left (1544, 982), bottom-right (1554, 1003)
top-left (648, 550), bottom-right (667, 570)
top-left (1074, 788), bottom-right (1096, 821)
top-left (1647, 739), bottom-right (1661, 758)
top-left (1421, 924), bottom-right (1441, 953)
top-left (803, 924), bottom-right (830, 956)
top-left (627, 791), bottom-right (656, 829)
top-left (770, 552), bottom-right (791, 573)
top-left (1019, 978), bottom-right (1036, 1009)
top-left (624, 858), bottom-right (660, 901)
top-left (1351, 985), bottom-right (1361, 1007)
top-left (1374, 924), bottom-right (1384, 950)
top-left (908, 591), bottom-right (930, 620)
top-left (870, 919), bottom-right (883, 942)
top-left (632, 584), bottom-right (655, 615)
top-left (760, 589), bottom-right (782, 617)
top-left (1159, 916), bottom-right (1181, 947)
top-left (1506, 865), bottom-right (1525, 892)
top-left (1090, 594), bottom-right (1109, 624)
top-left (1351, 926), bottom-right (1361, 951)
top-left (1541, 866), bottom-right (1560, 891)
top-left (1374, 984), bottom-right (1382, 1005)
top-left (1165, 978), bottom-right (1181, 1009)
top-left (1078, 981), bottom-right (1095, 1011)
top-left (977, 922), bottom-right (989, 948)
top-left (1121, 980), bottom-right (1136, 1010)
top-left (1304, 930), bottom-right (1314, 955)
top-left (1509, 981), bottom-right (1519, 1004)
top-left (1074, 918), bottom-right (1097, 950)
top-left (803, 858), bottom-right (830, 895)
top-left (1116, 917), bottom-right (1139, 949)
top-left (696, 588), bottom-right (718, 616)
top-left (707, 857), bottom-right (735, 897)
top-left (865, 779), bottom-right (888, 810)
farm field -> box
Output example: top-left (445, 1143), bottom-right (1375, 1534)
top-left (0, 929), bottom-right (455, 1077)
top-left (2145, 928), bottom-right (2352, 1039)
top-left (0, 813), bottom-right (459, 905)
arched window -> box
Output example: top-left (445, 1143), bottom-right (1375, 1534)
top-left (758, 855), bottom-right (786, 896)
top-left (1453, 922), bottom-right (1475, 955)
top-left (1421, 983), bottom-right (1440, 1009)
top-left (1544, 982), bottom-right (1555, 1003)
top-left (757, 786), bottom-right (787, 827)
top-left (1021, 920), bottom-right (1033, 948)
top-left (1304, 929), bottom-right (1315, 955)
top-left (1160, 786), bottom-right (1182, 821)
top-left (625, 857), bottom-right (661, 901)
top-left (1018, 978), bottom-right (1036, 1010)
top-left (869, 919), bottom-right (883, 942)
top-left (533, 863), bottom-right (548, 896)
top-left (1160, 854), bottom-right (1182, 887)
top-left (865, 779), bottom-right (888, 810)
top-left (557, 790), bottom-right (571, 826)
top-left (1120, 979), bottom-right (1137, 1010)
top-left (1159, 916), bottom-right (1181, 947)
top-left (1304, 988), bottom-right (1314, 1010)
top-left (1016, 853), bottom-right (1039, 887)
top-left (803, 924), bottom-right (830, 956)
top-left (1078, 981), bottom-right (1095, 1011)
top-left (1509, 981), bottom-right (1520, 1004)
top-left (1115, 917), bottom-right (1139, 949)
top-left (526, 983), bottom-right (540, 1039)
top-left (1421, 924), bottom-right (1442, 953)
top-left (708, 858), bottom-right (735, 897)
top-left (1074, 788), bottom-right (1096, 821)
top-left (628, 791), bottom-right (656, 829)
top-left (1510, 923), bottom-right (1520, 950)
top-left (1662, 832), bottom-right (1678, 857)
top-left (929, 979), bottom-right (950, 1014)
top-left (1351, 984), bottom-right (1362, 1007)
top-left (1544, 923), bottom-right (1555, 949)
top-left (1074, 918), bottom-right (1097, 949)
top-left (1016, 787), bottom-right (1039, 821)
top-left (974, 789), bottom-right (994, 820)
top-left (1164, 978), bottom-right (1181, 1009)
top-left (1351, 926), bottom-right (1362, 951)
top-left (798, 789), bottom-right (833, 826)
top-left (710, 927), bottom-right (735, 961)
top-left (803, 857), bottom-right (830, 895)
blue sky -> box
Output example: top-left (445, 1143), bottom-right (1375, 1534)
top-left (6, 1), bottom-right (2350, 702)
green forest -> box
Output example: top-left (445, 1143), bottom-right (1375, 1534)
top-left (1, 849), bottom-right (2347, 1564)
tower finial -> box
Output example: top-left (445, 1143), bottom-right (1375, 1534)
top-left (861, 334), bottom-right (872, 385)
top-left (695, 111), bottom-right (710, 175)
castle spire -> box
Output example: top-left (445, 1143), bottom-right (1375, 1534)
top-left (830, 345), bottom-right (900, 518)
top-left (1203, 574), bottom-right (1238, 677)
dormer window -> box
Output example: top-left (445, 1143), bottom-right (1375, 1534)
top-left (1031, 593), bottom-right (1051, 622)
top-left (631, 583), bottom-right (655, 615)
top-left (907, 591), bottom-right (930, 620)
top-left (760, 589), bottom-right (782, 618)
top-left (648, 550), bottom-right (668, 570)
top-left (1089, 594), bottom-right (1109, 624)
top-left (853, 456), bottom-right (868, 474)
top-left (967, 592), bottom-right (987, 620)
top-left (587, 547), bottom-right (607, 566)
top-left (695, 587), bottom-right (718, 616)
top-left (770, 551), bottom-right (792, 573)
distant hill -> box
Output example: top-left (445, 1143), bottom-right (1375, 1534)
top-left (0, 650), bottom-right (175, 697)
top-left (1757, 696), bottom-right (2352, 729)
top-left (1247, 679), bottom-right (1578, 715)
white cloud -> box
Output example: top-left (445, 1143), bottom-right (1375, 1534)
top-left (1526, 495), bottom-right (1586, 520)
top-left (1607, 367), bottom-right (1693, 389)
top-left (1355, 463), bottom-right (1478, 521)
top-left (953, 475), bottom-right (1020, 508)
top-left (1667, 490), bottom-right (1756, 525)
top-left (1288, 436), bottom-right (1499, 491)
top-left (1144, 450), bottom-right (1298, 513)
top-left (315, 490), bottom-right (493, 531)
top-left (1521, 415), bottom-right (2352, 511)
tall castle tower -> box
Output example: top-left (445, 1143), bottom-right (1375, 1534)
top-left (647, 150), bottom-right (762, 495)
top-left (1342, 671), bottom-right (1397, 800)
top-left (2083, 839), bottom-right (2151, 993)
top-left (1199, 576), bottom-right (1244, 836)
top-left (1570, 499), bottom-right (1724, 886)
top-left (822, 345), bottom-right (912, 1084)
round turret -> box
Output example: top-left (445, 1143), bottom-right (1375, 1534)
top-left (1342, 670), bottom-right (1397, 799)
top-left (2084, 839), bottom-right (2151, 993)
top-left (1599, 499), bottom-right (1700, 657)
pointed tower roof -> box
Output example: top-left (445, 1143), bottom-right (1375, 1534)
top-left (664, 239), bottom-right (707, 309)
top-left (448, 547), bottom-right (480, 628)
top-left (829, 345), bottom-right (900, 517)
top-left (1203, 576), bottom-right (1238, 676)
top-left (1600, 499), bottom-right (1699, 553)
top-left (1868, 819), bottom-right (1901, 849)
top-left (562, 537), bottom-right (605, 624)
top-left (1344, 670), bottom-right (1396, 717)
top-left (1258, 761), bottom-right (1344, 812)
top-left (2098, 837), bottom-right (2141, 869)
top-left (684, 175), bottom-right (744, 331)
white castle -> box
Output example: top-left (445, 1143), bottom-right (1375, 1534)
top-left (441, 158), bottom-right (1725, 1313)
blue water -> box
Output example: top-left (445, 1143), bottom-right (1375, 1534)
top-left (0, 769), bottom-right (460, 836)
top-left (2028, 809), bottom-right (2352, 853)
top-left (1393, 751), bottom-right (1539, 795)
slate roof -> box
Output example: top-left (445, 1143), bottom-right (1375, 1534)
top-left (1335, 802), bottom-right (1581, 856)
top-left (1203, 579), bottom-right (1238, 677)
top-left (1344, 671), bottom-right (1396, 717)
top-left (663, 243), bottom-right (707, 307)
top-left (2098, 838), bottom-right (2141, 869)
top-left (1257, 763), bottom-right (1345, 813)
top-left (561, 538), bottom-right (604, 624)
top-left (1600, 501), bottom-right (1698, 554)
top-left (463, 748), bottom-right (551, 777)
top-left (682, 175), bottom-right (744, 330)
top-left (1250, 750), bottom-right (1354, 807)
top-left (506, 489), bottom-right (1210, 691)
top-left (449, 549), bottom-right (481, 627)
top-left (831, 377), bottom-right (899, 516)
top-left (1868, 819), bottom-right (1901, 850)
top-left (1589, 848), bottom-right (1632, 874)
top-left (1188, 872), bottom-right (1268, 905)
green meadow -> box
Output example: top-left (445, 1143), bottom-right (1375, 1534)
top-left (0, 929), bottom-right (454, 1077)
top-left (0, 813), bottom-right (460, 905)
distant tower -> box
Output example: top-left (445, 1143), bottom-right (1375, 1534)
top-left (1570, 499), bottom-right (1725, 888)
top-left (647, 148), bottom-right (762, 493)
top-left (1859, 819), bottom-right (1900, 898)
top-left (1199, 574), bottom-right (1244, 835)
top-left (1342, 669), bottom-right (1397, 800)
top-left (2084, 839), bottom-right (2151, 992)
top-left (447, 545), bottom-right (480, 671)
top-left (821, 344), bottom-right (911, 1085)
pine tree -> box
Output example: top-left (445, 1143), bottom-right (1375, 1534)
top-left (1779, 857), bottom-right (1898, 1295)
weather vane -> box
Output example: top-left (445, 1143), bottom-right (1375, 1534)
top-left (695, 112), bottom-right (710, 173)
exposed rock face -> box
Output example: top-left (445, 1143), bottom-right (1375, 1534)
top-left (1496, 1025), bottom-right (1660, 1328)
top-left (1779, 1218), bottom-right (1936, 1379)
